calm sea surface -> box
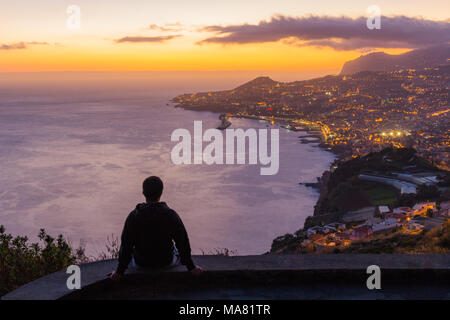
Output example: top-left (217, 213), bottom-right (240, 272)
top-left (0, 74), bottom-right (335, 255)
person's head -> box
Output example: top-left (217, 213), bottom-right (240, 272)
top-left (142, 176), bottom-right (164, 202)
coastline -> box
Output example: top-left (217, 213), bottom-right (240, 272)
top-left (227, 115), bottom-right (341, 235)
top-left (175, 106), bottom-right (340, 243)
top-left (232, 115), bottom-right (342, 226)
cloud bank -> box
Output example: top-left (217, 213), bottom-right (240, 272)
top-left (115, 35), bottom-right (181, 43)
top-left (0, 41), bottom-right (49, 50)
top-left (198, 15), bottom-right (450, 50)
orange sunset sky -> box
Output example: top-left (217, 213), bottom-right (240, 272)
top-left (0, 0), bottom-right (449, 73)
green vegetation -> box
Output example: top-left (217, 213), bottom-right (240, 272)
top-left (339, 220), bottom-right (450, 254)
top-left (315, 147), bottom-right (444, 215)
top-left (0, 226), bottom-right (119, 297)
top-left (272, 148), bottom-right (449, 254)
top-left (439, 219), bottom-right (450, 248)
top-left (0, 226), bottom-right (83, 296)
top-left (361, 182), bottom-right (398, 206)
top-left (326, 147), bottom-right (433, 191)
top-left (271, 233), bottom-right (305, 254)
top-left (416, 184), bottom-right (441, 201)
top-left (272, 219), bottom-right (450, 255)
top-left (394, 193), bottom-right (417, 207)
top-left (316, 178), bottom-right (372, 214)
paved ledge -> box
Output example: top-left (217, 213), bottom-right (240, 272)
top-left (2, 254), bottom-right (450, 300)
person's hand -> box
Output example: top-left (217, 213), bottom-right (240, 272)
top-left (107, 270), bottom-right (122, 281)
top-left (190, 266), bottom-right (204, 276)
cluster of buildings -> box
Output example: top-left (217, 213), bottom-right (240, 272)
top-left (295, 67), bottom-right (449, 169)
top-left (301, 201), bottom-right (450, 251)
top-left (174, 68), bottom-right (450, 254)
top-left (174, 66), bottom-right (449, 170)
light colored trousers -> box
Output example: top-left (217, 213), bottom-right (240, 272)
top-left (130, 247), bottom-right (180, 270)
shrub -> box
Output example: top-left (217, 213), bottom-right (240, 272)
top-left (0, 226), bottom-right (84, 297)
top-left (416, 184), bottom-right (440, 201)
top-left (97, 234), bottom-right (120, 260)
top-left (439, 219), bottom-right (450, 248)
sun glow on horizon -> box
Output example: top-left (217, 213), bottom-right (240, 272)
top-left (0, 0), bottom-right (447, 72)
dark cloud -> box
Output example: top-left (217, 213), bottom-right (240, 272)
top-left (0, 41), bottom-right (49, 50)
top-left (198, 15), bottom-right (450, 50)
top-left (115, 35), bottom-right (181, 43)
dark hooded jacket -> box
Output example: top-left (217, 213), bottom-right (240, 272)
top-left (116, 202), bottom-right (195, 274)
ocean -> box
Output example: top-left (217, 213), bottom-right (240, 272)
top-left (0, 72), bottom-right (335, 256)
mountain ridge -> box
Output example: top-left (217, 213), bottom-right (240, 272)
top-left (340, 45), bottom-right (450, 75)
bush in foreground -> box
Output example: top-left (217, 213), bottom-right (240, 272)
top-left (0, 226), bottom-right (87, 297)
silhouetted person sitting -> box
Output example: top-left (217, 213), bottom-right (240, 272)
top-left (108, 176), bottom-right (203, 280)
